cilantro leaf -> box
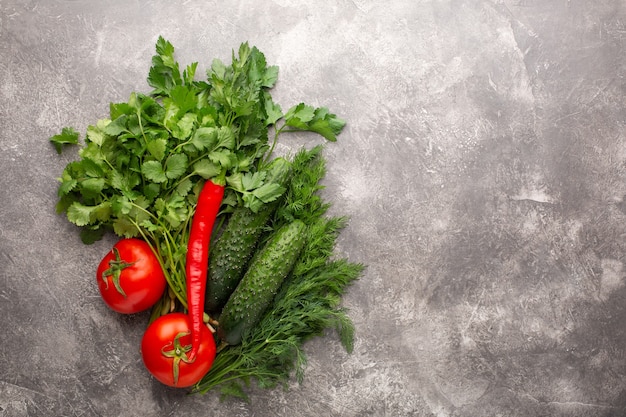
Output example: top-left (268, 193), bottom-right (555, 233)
top-left (90, 201), bottom-right (112, 222)
top-left (147, 138), bottom-right (167, 161)
top-left (175, 177), bottom-right (194, 197)
top-left (80, 226), bottom-right (107, 245)
top-left (165, 154), bottom-right (188, 180)
top-left (174, 112), bottom-right (197, 140)
top-left (109, 169), bottom-right (141, 199)
top-left (103, 115), bottom-right (129, 136)
top-left (50, 127), bottom-right (79, 154)
top-left (209, 149), bottom-right (234, 169)
top-left (191, 127), bottom-right (218, 151)
top-left (85, 124), bottom-right (106, 146)
top-left (109, 101), bottom-right (134, 119)
top-left (113, 217), bottom-right (139, 238)
top-left (81, 158), bottom-right (106, 178)
top-left (210, 58), bottom-right (227, 80)
top-left (143, 183), bottom-right (161, 201)
top-left (57, 178), bottom-right (78, 196)
top-left (142, 160), bottom-right (168, 183)
top-left (193, 159), bottom-right (221, 179)
top-left (67, 202), bottom-right (94, 226)
top-left (110, 196), bottom-right (132, 216)
top-left (80, 177), bottom-right (106, 199)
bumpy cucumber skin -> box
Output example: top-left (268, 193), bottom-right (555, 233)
top-left (218, 220), bottom-right (307, 346)
top-left (205, 158), bottom-right (291, 313)
top-left (205, 207), bottom-right (272, 312)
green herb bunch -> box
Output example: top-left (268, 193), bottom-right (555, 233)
top-left (50, 37), bottom-right (345, 307)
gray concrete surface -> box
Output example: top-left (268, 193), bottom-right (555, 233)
top-left (2, 0), bottom-right (626, 416)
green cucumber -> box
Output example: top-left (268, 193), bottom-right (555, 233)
top-left (205, 157), bottom-right (292, 313)
top-left (218, 220), bottom-right (307, 346)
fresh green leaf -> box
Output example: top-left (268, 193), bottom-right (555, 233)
top-left (209, 149), bottom-right (234, 169)
top-left (110, 196), bottom-right (132, 216)
top-left (263, 93), bottom-right (283, 126)
top-left (283, 105), bottom-right (346, 142)
top-left (81, 158), bottom-right (106, 178)
top-left (50, 127), bottom-right (80, 154)
top-left (109, 101), bottom-right (134, 119)
top-left (191, 127), bottom-right (218, 151)
top-left (252, 182), bottom-right (284, 203)
top-left (183, 62), bottom-right (198, 85)
top-left (58, 178), bottom-right (78, 196)
top-left (112, 217), bottom-right (139, 238)
top-left (226, 172), bottom-right (245, 193)
top-left (109, 169), bottom-right (141, 199)
top-left (80, 177), bottom-right (106, 199)
top-left (155, 35), bottom-right (176, 63)
top-left (142, 160), bottom-right (168, 183)
top-left (193, 159), bottom-right (221, 179)
top-left (80, 226), bottom-right (106, 244)
top-left (285, 103), bottom-right (315, 124)
top-left (261, 65), bottom-right (279, 88)
top-left (90, 201), bottom-right (112, 223)
top-left (67, 202), bottom-right (94, 226)
top-left (103, 115), bottom-right (128, 136)
top-left (174, 177), bottom-right (194, 197)
top-left (148, 36), bottom-right (182, 95)
top-left (216, 126), bottom-right (236, 150)
top-left (147, 138), bottom-right (167, 161)
top-left (85, 122), bottom-right (108, 146)
top-left (143, 182), bottom-right (161, 201)
top-left (174, 112), bottom-right (197, 140)
top-left (210, 58), bottom-right (227, 80)
top-left (165, 154), bottom-right (188, 179)
top-left (161, 195), bottom-right (187, 229)
top-left (140, 219), bottom-right (159, 232)
top-left (241, 171), bottom-right (265, 191)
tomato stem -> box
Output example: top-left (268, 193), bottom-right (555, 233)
top-left (100, 247), bottom-right (136, 297)
top-left (161, 331), bottom-right (195, 386)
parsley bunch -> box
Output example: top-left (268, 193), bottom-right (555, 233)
top-left (51, 37), bottom-right (345, 308)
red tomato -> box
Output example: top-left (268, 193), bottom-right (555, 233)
top-left (141, 313), bottom-right (216, 387)
top-left (96, 238), bottom-right (166, 314)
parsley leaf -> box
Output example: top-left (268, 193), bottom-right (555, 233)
top-left (148, 36), bottom-right (182, 95)
top-left (283, 104), bottom-right (346, 142)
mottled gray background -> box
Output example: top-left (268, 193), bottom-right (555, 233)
top-left (2, 0), bottom-right (626, 416)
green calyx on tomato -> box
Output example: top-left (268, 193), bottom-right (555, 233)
top-left (100, 247), bottom-right (136, 297)
top-left (161, 331), bottom-right (195, 386)
top-left (141, 313), bottom-right (216, 388)
top-left (96, 238), bottom-right (167, 314)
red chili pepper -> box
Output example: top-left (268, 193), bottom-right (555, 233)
top-left (186, 179), bottom-right (224, 361)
